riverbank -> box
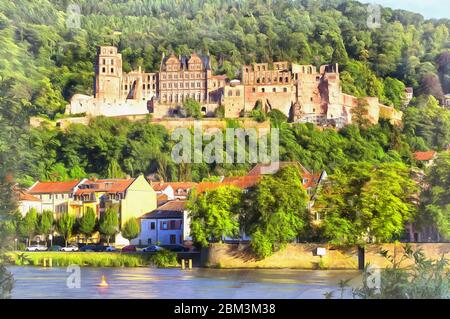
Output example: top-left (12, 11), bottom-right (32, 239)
top-left (5, 251), bottom-right (179, 268)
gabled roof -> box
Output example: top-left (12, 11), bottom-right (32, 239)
top-left (140, 200), bottom-right (187, 219)
top-left (414, 151), bottom-right (437, 161)
top-left (150, 181), bottom-right (198, 193)
top-left (75, 178), bottom-right (136, 195)
top-left (16, 189), bottom-right (41, 202)
top-left (28, 180), bottom-right (82, 194)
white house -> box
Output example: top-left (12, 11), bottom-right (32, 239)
top-left (133, 200), bottom-right (191, 246)
top-left (16, 189), bottom-right (42, 216)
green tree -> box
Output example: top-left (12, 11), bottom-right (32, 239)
top-left (99, 208), bottom-right (119, 245)
top-left (18, 208), bottom-right (38, 246)
top-left (79, 207), bottom-right (97, 242)
top-left (183, 98), bottom-right (202, 119)
top-left (316, 162), bottom-right (418, 245)
top-left (352, 98), bottom-right (370, 128)
top-left (188, 186), bottom-right (243, 247)
top-left (244, 166), bottom-right (310, 258)
top-left (417, 153), bottom-right (450, 239)
top-left (122, 217), bottom-right (140, 242)
top-left (57, 213), bottom-right (75, 247)
top-left (37, 210), bottom-right (54, 244)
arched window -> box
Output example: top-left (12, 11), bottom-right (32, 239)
top-left (228, 90), bottom-right (233, 97)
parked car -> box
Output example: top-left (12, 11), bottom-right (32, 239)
top-left (142, 245), bottom-right (164, 252)
top-left (80, 245), bottom-right (105, 252)
top-left (49, 245), bottom-right (62, 251)
top-left (121, 245), bottom-right (137, 252)
top-left (162, 245), bottom-right (190, 252)
top-left (105, 246), bottom-right (117, 252)
top-left (60, 245), bottom-right (79, 252)
top-left (26, 245), bottom-right (48, 252)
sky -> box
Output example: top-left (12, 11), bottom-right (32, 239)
top-left (365, 0), bottom-right (450, 19)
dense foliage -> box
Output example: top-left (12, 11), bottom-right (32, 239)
top-left (316, 162), bottom-right (418, 245)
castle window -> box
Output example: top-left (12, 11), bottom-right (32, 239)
top-left (110, 67), bottom-right (114, 73)
top-left (124, 84), bottom-right (128, 90)
top-left (279, 77), bottom-right (282, 82)
top-left (236, 90), bottom-right (240, 96)
top-left (102, 59), bottom-right (106, 65)
top-left (153, 84), bottom-right (155, 89)
top-left (196, 74), bottom-right (200, 79)
top-left (256, 78), bottom-right (260, 84)
top-left (174, 83), bottom-right (178, 88)
top-left (162, 74), bottom-right (166, 80)
top-left (261, 88), bottom-right (265, 93)
top-left (111, 59), bottom-right (114, 65)
top-left (147, 84), bottom-right (150, 89)
top-left (174, 74), bottom-right (178, 79)
top-left (168, 83), bottom-right (172, 88)
top-left (168, 74), bottom-right (172, 80)
top-left (283, 88), bottom-right (287, 92)
top-left (163, 83), bottom-right (166, 89)
top-left (262, 77), bottom-right (265, 83)
top-left (196, 82), bottom-right (200, 88)
top-left (228, 90), bottom-right (233, 97)
top-left (285, 77), bottom-right (288, 82)
top-left (102, 67), bottom-right (106, 73)
top-left (191, 82), bottom-right (195, 88)
top-left (273, 88), bottom-right (276, 92)
top-left (310, 97), bottom-right (313, 102)
top-left (143, 84), bottom-right (146, 90)
top-left (180, 83), bottom-right (183, 88)
top-left (252, 87), bottom-right (256, 93)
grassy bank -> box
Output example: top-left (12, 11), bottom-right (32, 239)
top-left (5, 251), bottom-right (179, 268)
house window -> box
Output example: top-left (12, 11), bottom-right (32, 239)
top-left (170, 234), bottom-right (176, 244)
top-left (161, 221), bottom-right (168, 230)
top-left (150, 222), bottom-right (155, 230)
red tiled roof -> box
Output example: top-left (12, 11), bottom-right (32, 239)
top-left (414, 151), bottom-right (437, 161)
top-left (16, 189), bottom-right (41, 202)
top-left (28, 180), bottom-right (81, 194)
top-left (150, 181), bottom-right (198, 192)
top-left (75, 179), bottom-right (135, 195)
top-left (195, 182), bottom-right (224, 193)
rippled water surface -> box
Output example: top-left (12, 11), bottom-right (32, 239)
top-left (9, 266), bottom-right (361, 299)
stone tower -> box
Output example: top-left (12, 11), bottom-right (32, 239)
top-left (95, 46), bottom-right (123, 102)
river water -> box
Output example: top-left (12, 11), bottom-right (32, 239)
top-left (8, 266), bottom-right (362, 299)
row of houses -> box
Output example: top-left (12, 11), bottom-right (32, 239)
top-left (16, 162), bottom-right (327, 247)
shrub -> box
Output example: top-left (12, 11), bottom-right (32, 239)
top-left (150, 250), bottom-right (179, 268)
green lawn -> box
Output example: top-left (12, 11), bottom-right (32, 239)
top-left (5, 251), bottom-right (178, 268)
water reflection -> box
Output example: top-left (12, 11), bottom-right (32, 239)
top-left (9, 266), bottom-right (361, 299)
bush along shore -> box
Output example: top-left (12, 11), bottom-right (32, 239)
top-left (5, 250), bottom-right (179, 268)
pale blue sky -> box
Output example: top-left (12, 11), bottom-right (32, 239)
top-left (365, 0), bottom-right (450, 19)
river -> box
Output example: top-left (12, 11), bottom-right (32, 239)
top-left (8, 266), bottom-right (362, 299)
